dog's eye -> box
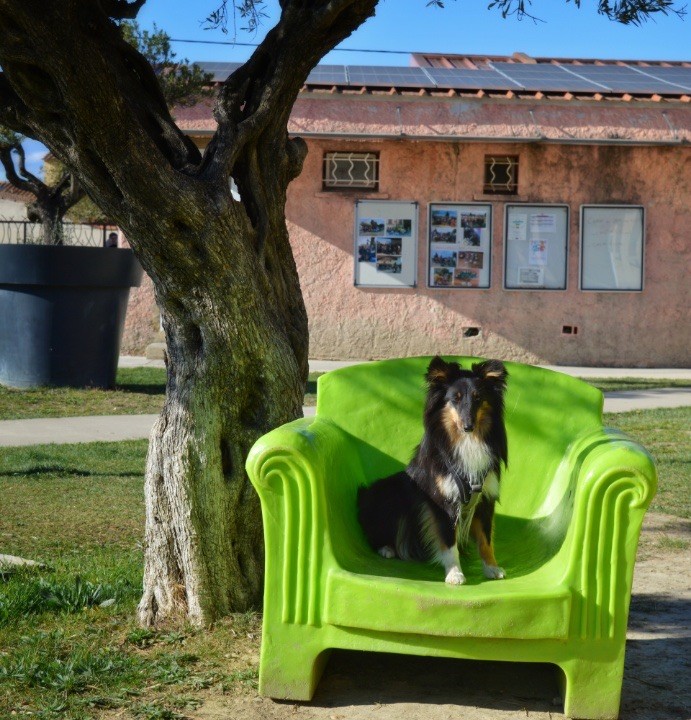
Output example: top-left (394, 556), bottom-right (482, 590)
top-left (455, 392), bottom-right (461, 402)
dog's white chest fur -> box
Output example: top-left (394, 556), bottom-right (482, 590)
top-left (457, 435), bottom-right (492, 479)
top-left (438, 435), bottom-right (500, 547)
top-left (438, 435), bottom-right (494, 504)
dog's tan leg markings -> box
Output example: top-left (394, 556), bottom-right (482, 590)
top-left (470, 517), bottom-right (506, 580)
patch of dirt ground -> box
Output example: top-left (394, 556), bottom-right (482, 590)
top-left (195, 513), bottom-right (690, 720)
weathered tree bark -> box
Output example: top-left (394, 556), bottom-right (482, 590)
top-left (0, 0), bottom-right (377, 625)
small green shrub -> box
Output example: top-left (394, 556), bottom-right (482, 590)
top-left (0, 575), bottom-right (138, 626)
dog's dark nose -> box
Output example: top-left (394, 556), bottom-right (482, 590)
top-left (463, 424), bottom-right (474, 433)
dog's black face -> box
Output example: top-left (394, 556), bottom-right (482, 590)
top-left (425, 356), bottom-right (508, 441)
top-left (444, 377), bottom-right (486, 434)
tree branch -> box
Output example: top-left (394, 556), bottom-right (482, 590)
top-left (99, 0), bottom-right (147, 20)
top-left (204, 1), bottom-right (377, 186)
top-left (61, 173), bottom-right (85, 209)
top-left (489, 0), bottom-right (686, 24)
top-left (0, 143), bottom-right (45, 197)
top-left (13, 141), bottom-right (43, 188)
top-left (0, 72), bottom-right (33, 136)
top-left (0, 0), bottom-right (205, 238)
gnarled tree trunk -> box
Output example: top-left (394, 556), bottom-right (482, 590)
top-left (27, 193), bottom-right (65, 245)
top-left (0, 0), bottom-right (376, 625)
top-left (137, 199), bottom-right (309, 622)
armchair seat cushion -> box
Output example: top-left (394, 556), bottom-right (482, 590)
top-left (325, 565), bottom-right (571, 640)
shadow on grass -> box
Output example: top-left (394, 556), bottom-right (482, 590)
top-left (114, 368), bottom-right (167, 396)
top-left (115, 382), bottom-right (166, 396)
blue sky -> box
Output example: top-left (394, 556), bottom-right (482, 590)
top-left (3, 0), bottom-right (689, 182)
top-left (140, 0), bottom-right (690, 65)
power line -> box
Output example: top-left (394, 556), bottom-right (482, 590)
top-left (170, 37), bottom-right (410, 55)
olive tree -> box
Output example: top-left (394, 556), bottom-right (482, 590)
top-left (0, 0), bottom-right (682, 626)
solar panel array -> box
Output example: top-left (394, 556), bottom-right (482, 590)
top-left (197, 61), bottom-right (691, 94)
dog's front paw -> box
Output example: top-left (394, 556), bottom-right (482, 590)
top-left (445, 567), bottom-right (466, 585)
top-left (483, 563), bottom-right (506, 580)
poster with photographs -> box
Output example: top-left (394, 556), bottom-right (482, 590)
top-left (504, 205), bottom-right (569, 290)
top-left (354, 200), bottom-right (417, 288)
top-left (428, 203), bottom-right (491, 288)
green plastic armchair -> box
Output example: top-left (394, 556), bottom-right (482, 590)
top-left (246, 357), bottom-right (656, 719)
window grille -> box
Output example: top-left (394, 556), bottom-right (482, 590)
top-left (323, 152), bottom-right (379, 190)
top-left (483, 155), bottom-right (519, 194)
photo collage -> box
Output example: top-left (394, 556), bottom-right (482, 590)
top-left (429, 205), bottom-right (491, 288)
top-left (357, 216), bottom-right (412, 276)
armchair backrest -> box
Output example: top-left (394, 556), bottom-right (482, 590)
top-left (316, 357), bottom-right (604, 520)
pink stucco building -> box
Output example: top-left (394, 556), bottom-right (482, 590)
top-left (124, 53), bottom-right (691, 367)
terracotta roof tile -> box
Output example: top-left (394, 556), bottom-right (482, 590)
top-left (0, 181), bottom-right (34, 203)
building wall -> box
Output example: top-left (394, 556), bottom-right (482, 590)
top-left (288, 138), bottom-right (690, 367)
top-left (121, 272), bottom-right (159, 355)
top-left (0, 198), bottom-right (27, 220)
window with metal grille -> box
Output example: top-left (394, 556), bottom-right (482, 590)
top-left (323, 152), bottom-right (379, 190)
top-left (483, 155), bottom-right (519, 194)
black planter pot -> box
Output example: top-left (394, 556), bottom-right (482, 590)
top-left (0, 245), bottom-right (143, 389)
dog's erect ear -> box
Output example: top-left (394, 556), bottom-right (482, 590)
top-left (426, 355), bottom-right (451, 385)
top-left (472, 359), bottom-right (508, 388)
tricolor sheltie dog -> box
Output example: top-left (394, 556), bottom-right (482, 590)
top-left (357, 356), bottom-right (508, 585)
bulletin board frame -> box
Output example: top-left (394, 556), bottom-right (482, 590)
top-left (427, 202), bottom-right (493, 290)
top-left (354, 200), bottom-right (418, 288)
top-left (503, 204), bottom-right (569, 291)
top-left (579, 205), bottom-right (645, 292)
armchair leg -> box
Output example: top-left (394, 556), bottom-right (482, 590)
top-left (557, 654), bottom-right (625, 720)
top-left (259, 626), bottom-right (331, 701)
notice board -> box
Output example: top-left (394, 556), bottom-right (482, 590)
top-left (580, 205), bottom-right (645, 291)
top-left (427, 203), bottom-right (492, 289)
top-left (354, 200), bottom-right (418, 288)
top-left (504, 205), bottom-right (569, 290)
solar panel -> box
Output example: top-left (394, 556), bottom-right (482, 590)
top-left (557, 64), bottom-right (683, 94)
top-left (425, 67), bottom-right (516, 91)
top-left (195, 61), bottom-right (242, 82)
top-left (306, 65), bottom-right (348, 85)
top-left (345, 65), bottom-right (435, 88)
top-left (492, 62), bottom-right (607, 93)
top-left (631, 66), bottom-right (691, 93)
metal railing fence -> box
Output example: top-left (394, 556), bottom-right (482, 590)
top-left (0, 219), bottom-right (118, 247)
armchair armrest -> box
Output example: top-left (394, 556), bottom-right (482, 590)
top-left (563, 428), bottom-right (657, 642)
top-left (246, 417), bottom-right (361, 627)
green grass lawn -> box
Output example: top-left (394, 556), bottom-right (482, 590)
top-left (0, 407), bottom-right (688, 717)
top-left (590, 378), bottom-right (690, 393)
top-left (0, 368), bottom-right (167, 420)
top-left (603, 406), bottom-right (690, 519)
top-left (0, 440), bottom-right (260, 719)
top-left (0, 368), bottom-right (323, 420)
